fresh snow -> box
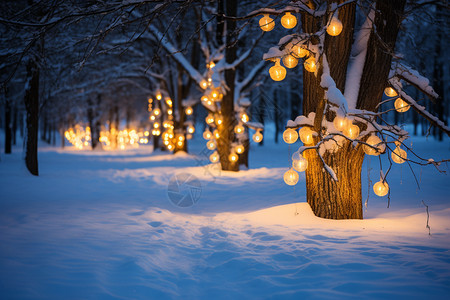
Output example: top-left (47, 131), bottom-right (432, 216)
top-left (1, 126), bottom-right (449, 299)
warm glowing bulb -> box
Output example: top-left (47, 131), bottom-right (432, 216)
top-left (201, 95), bottom-right (209, 103)
top-left (363, 135), bottom-right (385, 156)
top-left (281, 12), bottom-right (297, 29)
top-left (392, 146), bottom-right (407, 164)
top-left (153, 122), bottom-right (160, 129)
top-left (203, 130), bottom-right (212, 140)
top-left (209, 151), bottom-right (219, 163)
top-left (384, 87), bottom-right (398, 98)
top-left (208, 61), bottom-right (215, 69)
top-left (282, 54), bottom-right (298, 69)
top-left (240, 113), bottom-right (249, 123)
top-left (234, 124), bottom-right (245, 134)
top-left (373, 180), bottom-right (389, 197)
top-left (206, 114), bottom-right (215, 125)
top-left (216, 115), bottom-right (223, 125)
top-left (185, 106), bottom-right (193, 115)
top-left (292, 153), bottom-right (308, 172)
top-left (299, 127), bottom-right (314, 144)
top-left (284, 168), bottom-right (299, 186)
top-left (165, 97), bottom-right (172, 106)
top-left (235, 145), bottom-right (245, 154)
top-left (167, 144), bottom-right (174, 150)
top-left (156, 93), bottom-right (162, 100)
top-left (150, 115), bottom-right (156, 121)
top-left (327, 17), bottom-right (343, 36)
top-left (153, 108), bottom-right (161, 116)
top-left (344, 124), bottom-right (360, 139)
top-left (187, 125), bottom-right (195, 134)
top-left (200, 80), bottom-right (208, 89)
top-left (253, 131), bottom-right (263, 143)
top-left (144, 131), bottom-right (149, 136)
top-left (333, 115), bottom-right (348, 131)
top-left (283, 128), bottom-right (298, 144)
top-left (291, 44), bottom-right (308, 58)
top-left (207, 140), bottom-right (216, 150)
top-left (259, 14), bottom-right (275, 32)
top-left (213, 129), bottom-right (220, 139)
top-left (229, 152), bottom-right (238, 162)
top-left (269, 59), bottom-right (287, 81)
top-left (394, 98), bottom-right (410, 113)
top-left (304, 56), bottom-right (317, 73)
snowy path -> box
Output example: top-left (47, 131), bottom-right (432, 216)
top-left (1, 135), bottom-right (449, 299)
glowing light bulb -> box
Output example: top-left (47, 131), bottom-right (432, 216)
top-left (201, 95), bottom-right (209, 103)
top-left (209, 151), bottom-right (219, 163)
top-left (384, 87), bottom-right (398, 98)
top-left (304, 56), bottom-right (317, 73)
top-left (284, 168), bottom-right (299, 186)
top-left (292, 152), bottom-right (308, 172)
top-left (207, 140), bottom-right (216, 150)
top-left (235, 145), bottom-right (245, 154)
top-left (392, 146), bottom-right (407, 164)
top-left (259, 14), bottom-right (275, 32)
top-left (234, 124), bottom-right (245, 134)
top-left (291, 44), bottom-right (308, 58)
top-left (240, 113), bottom-right (249, 123)
top-left (216, 115), bottom-right (223, 125)
top-left (326, 17), bottom-right (343, 36)
top-left (253, 131), bottom-right (263, 143)
top-left (373, 180), bottom-right (389, 197)
top-left (269, 59), bottom-right (287, 81)
top-left (229, 152), bottom-right (238, 163)
top-left (283, 128), bottom-right (298, 144)
top-left (363, 135), bottom-right (385, 156)
top-left (153, 108), bottom-right (161, 116)
top-left (333, 115), bottom-right (348, 131)
top-left (281, 12), bottom-right (297, 29)
top-left (213, 129), bottom-right (220, 139)
top-left (156, 92), bottom-right (162, 100)
top-left (344, 124), bottom-right (360, 139)
top-left (299, 127), bottom-right (314, 144)
top-left (282, 54), bottom-right (298, 69)
top-left (187, 125), bottom-right (195, 134)
top-left (200, 80), bottom-right (208, 89)
top-left (205, 114), bottom-right (215, 125)
top-left (203, 130), bottom-right (212, 140)
top-left (185, 106), bottom-right (193, 115)
top-left (394, 98), bottom-right (410, 113)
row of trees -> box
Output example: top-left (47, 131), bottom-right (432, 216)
top-left (0, 0), bottom-right (448, 219)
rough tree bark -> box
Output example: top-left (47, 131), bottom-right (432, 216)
top-left (302, 0), bottom-right (406, 219)
top-left (217, 0), bottom-right (239, 171)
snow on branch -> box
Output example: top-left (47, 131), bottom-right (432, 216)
top-left (390, 63), bottom-right (439, 100)
top-left (148, 25), bottom-right (204, 86)
top-left (390, 78), bottom-right (450, 137)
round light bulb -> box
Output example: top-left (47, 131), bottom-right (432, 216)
top-left (259, 14), bottom-right (275, 32)
top-left (326, 17), bottom-right (343, 36)
top-left (269, 59), bottom-right (287, 81)
top-left (344, 124), bottom-right (360, 139)
top-left (291, 44), bottom-right (308, 58)
top-left (209, 151), bottom-right (219, 163)
top-left (384, 87), bottom-right (398, 98)
top-left (363, 135), bottom-right (385, 156)
top-left (282, 54), bottom-right (299, 69)
top-left (333, 115), bottom-right (348, 132)
top-left (284, 168), bottom-right (299, 186)
top-left (281, 12), bottom-right (297, 29)
top-left (373, 180), bottom-right (389, 197)
top-left (304, 56), bottom-right (317, 73)
top-left (292, 153), bottom-right (308, 172)
top-left (185, 106), bottom-right (193, 115)
top-left (392, 146), bottom-right (407, 164)
top-left (283, 128), bottom-right (298, 144)
top-left (234, 124), bottom-right (245, 134)
top-left (229, 152), bottom-right (238, 163)
top-left (206, 140), bottom-right (216, 150)
top-left (394, 98), bottom-right (410, 113)
top-left (203, 130), bottom-right (212, 140)
top-left (299, 127), bottom-right (314, 145)
top-left (253, 131), bottom-right (263, 143)
top-left (235, 145), bottom-right (245, 154)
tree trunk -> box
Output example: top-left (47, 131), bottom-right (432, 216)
top-left (302, 0), bottom-right (405, 219)
top-left (24, 57), bottom-right (40, 176)
top-left (217, 0), bottom-right (238, 171)
top-left (4, 89), bottom-right (12, 154)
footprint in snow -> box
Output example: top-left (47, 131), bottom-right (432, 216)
top-left (148, 221), bottom-right (163, 228)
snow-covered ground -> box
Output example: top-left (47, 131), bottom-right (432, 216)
top-left (1, 127), bottom-right (449, 299)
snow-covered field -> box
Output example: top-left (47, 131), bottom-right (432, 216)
top-left (1, 128), bottom-right (449, 299)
